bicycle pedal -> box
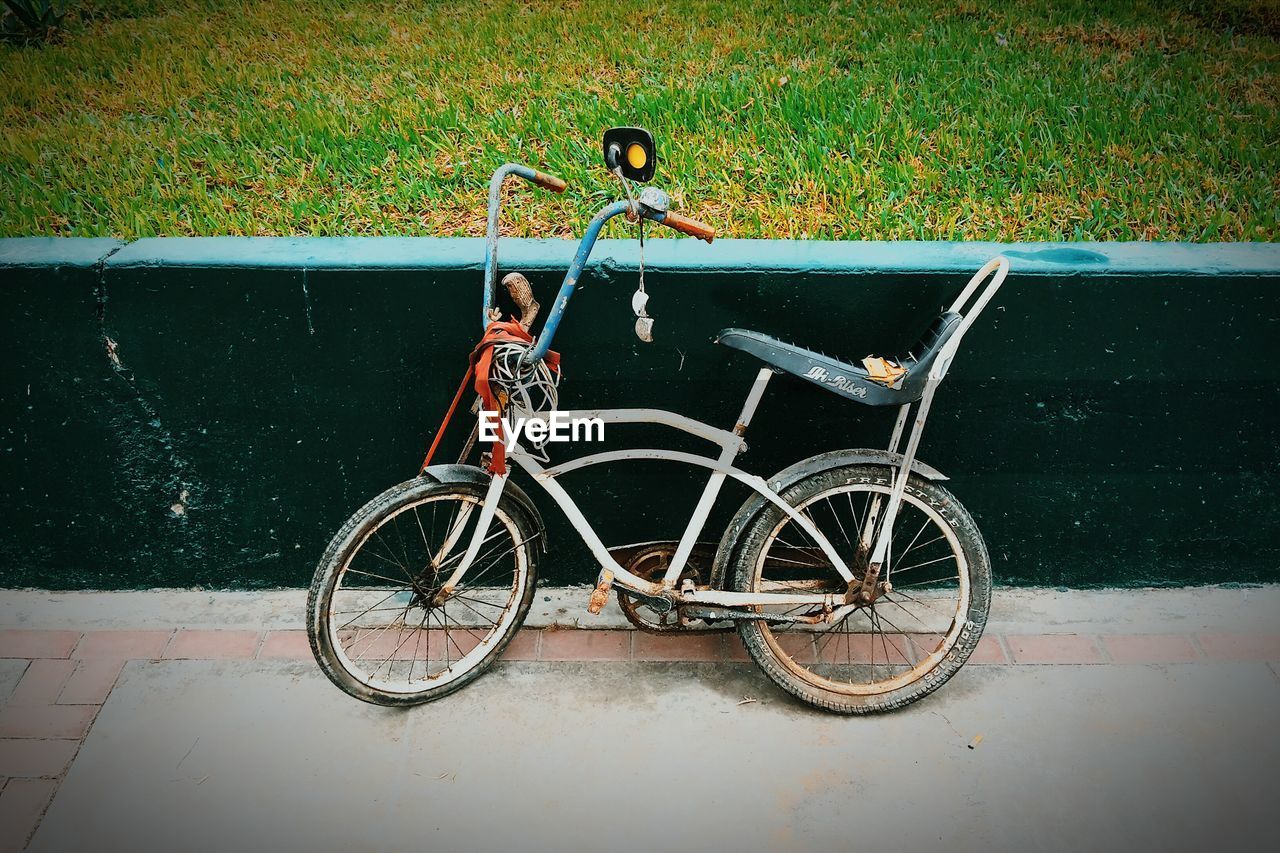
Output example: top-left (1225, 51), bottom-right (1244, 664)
top-left (587, 570), bottom-right (615, 615)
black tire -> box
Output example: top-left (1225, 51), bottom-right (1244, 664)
top-left (307, 477), bottom-right (540, 707)
top-left (732, 464), bottom-right (991, 715)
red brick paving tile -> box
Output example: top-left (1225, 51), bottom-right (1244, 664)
top-left (57, 660), bottom-right (126, 706)
top-left (259, 631), bottom-right (311, 659)
top-left (1006, 634), bottom-right (1104, 664)
top-left (539, 629), bottom-right (631, 661)
top-left (0, 703), bottom-right (96, 740)
top-left (769, 631), bottom-right (820, 664)
top-left (724, 631), bottom-right (817, 664)
top-left (0, 631), bottom-right (80, 660)
top-left (968, 635), bottom-right (1010, 664)
top-left (1195, 633), bottom-right (1280, 662)
top-left (1102, 634), bottom-right (1200, 664)
top-left (0, 778), bottom-right (58, 853)
top-left (0, 738), bottom-right (78, 778)
top-left (907, 633), bottom-right (1006, 664)
top-left (633, 632), bottom-right (725, 662)
top-left (72, 631), bottom-right (170, 660)
top-left (7, 661), bottom-right (76, 706)
top-left (500, 630), bottom-right (540, 661)
top-left (163, 630), bottom-right (261, 660)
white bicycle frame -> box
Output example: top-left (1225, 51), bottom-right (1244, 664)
top-left (440, 256), bottom-right (1010, 618)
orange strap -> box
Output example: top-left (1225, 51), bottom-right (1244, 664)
top-left (469, 321), bottom-right (559, 476)
top-left (420, 321), bottom-right (560, 477)
top-left (418, 363), bottom-right (475, 473)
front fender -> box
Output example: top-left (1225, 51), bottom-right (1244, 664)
top-left (420, 464), bottom-right (547, 552)
top-left (708, 449), bottom-right (949, 587)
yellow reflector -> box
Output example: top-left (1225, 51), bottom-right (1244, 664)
top-left (626, 143), bottom-right (648, 169)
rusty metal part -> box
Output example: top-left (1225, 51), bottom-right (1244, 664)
top-left (587, 569), bottom-right (614, 615)
top-left (501, 272), bottom-right (540, 331)
top-left (617, 545), bottom-right (731, 634)
top-left (456, 420), bottom-right (479, 464)
top-left (658, 210), bottom-right (716, 243)
top-left (854, 562), bottom-right (883, 605)
top-left (431, 584), bottom-right (454, 608)
top-left (531, 170), bottom-right (568, 193)
top-left (845, 572), bottom-right (893, 607)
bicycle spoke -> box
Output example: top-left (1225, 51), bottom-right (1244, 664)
top-left (892, 553), bottom-right (956, 574)
top-left (452, 593), bottom-right (509, 609)
top-left (342, 567), bottom-right (414, 587)
top-left (412, 504), bottom-right (431, 553)
top-left (890, 588), bottom-right (951, 616)
top-left (894, 574), bottom-right (960, 589)
top-left (449, 595), bottom-right (500, 628)
top-left (895, 518), bottom-right (932, 563)
top-left (822, 496), bottom-right (854, 551)
top-left (881, 594), bottom-right (933, 630)
top-left (354, 544), bottom-right (413, 575)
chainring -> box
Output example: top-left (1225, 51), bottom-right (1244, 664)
top-left (616, 545), bottom-right (731, 634)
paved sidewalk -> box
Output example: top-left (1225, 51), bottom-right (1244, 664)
top-left (0, 587), bottom-right (1277, 852)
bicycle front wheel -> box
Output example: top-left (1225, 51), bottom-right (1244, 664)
top-left (731, 464), bottom-right (991, 714)
top-left (307, 477), bottom-right (540, 706)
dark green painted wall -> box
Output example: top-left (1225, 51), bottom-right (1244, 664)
top-left (1, 238), bottom-right (1277, 589)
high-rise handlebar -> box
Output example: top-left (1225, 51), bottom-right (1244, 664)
top-left (483, 163), bottom-right (568, 328)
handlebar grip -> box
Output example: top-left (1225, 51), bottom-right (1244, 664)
top-left (530, 170), bottom-right (568, 193)
top-left (660, 211), bottom-right (716, 243)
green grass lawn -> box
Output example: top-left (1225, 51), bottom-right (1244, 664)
top-left (1, 0), bottom-right (1276, 240)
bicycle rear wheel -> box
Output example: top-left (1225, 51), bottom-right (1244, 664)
top-left (731, 464), bottom-right (990, 714)
top-left (307, 477), bottom-right (539, 706)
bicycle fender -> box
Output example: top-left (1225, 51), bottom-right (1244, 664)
top-left (420, 463), bottom-right (548, 551)
top-left (708, 449), bottom-right (948, 588)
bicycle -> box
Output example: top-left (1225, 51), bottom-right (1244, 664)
top-left (307, 127), bottom-right (1011, 715)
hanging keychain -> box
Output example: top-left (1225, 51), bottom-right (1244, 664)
top-left (633, 217), bottom-right (653, 342)
top-left (614, 164), bottom-right (654, 343)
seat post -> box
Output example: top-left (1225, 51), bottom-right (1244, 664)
top-left (733, 368), bottom-right (774, 438)
top-left (886, 403), bottom-right (911, 455)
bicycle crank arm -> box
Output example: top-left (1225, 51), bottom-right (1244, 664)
top-left (619, 586), bottom-right (676, 615)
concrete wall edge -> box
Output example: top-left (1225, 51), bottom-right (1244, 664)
top-left (0, 237), bottom-right (126, 270)
top-left (1, 237), bottom-right (1272, 278)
